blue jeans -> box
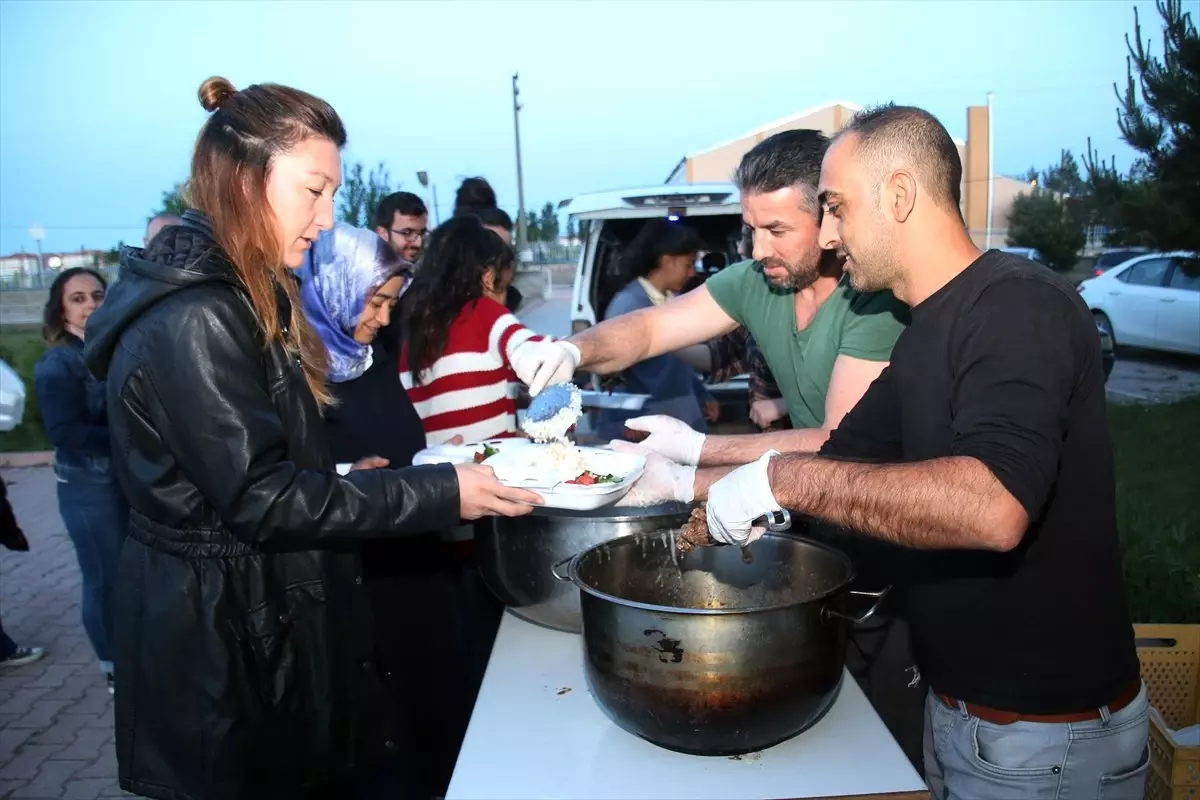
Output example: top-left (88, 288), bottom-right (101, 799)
top-left (56, 474), bottom-right (127, 672)
top-left (923, 683), bottom-right (1150, 800)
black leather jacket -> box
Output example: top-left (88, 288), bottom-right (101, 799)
top-left (84, 211), bottom-right (462, 800)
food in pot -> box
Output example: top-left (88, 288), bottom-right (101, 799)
top-left (676, 507), bottom-right (716, 553)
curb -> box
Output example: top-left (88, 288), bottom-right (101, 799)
top-left (0, 451), bottom-right (54, 469)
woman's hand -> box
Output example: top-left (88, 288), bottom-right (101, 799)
top-left (350, 456), bottom-right (390, 471)
top-left (750, 398), bottom-right (787, 429)
top-left (454, 464), bottom-right (543, 519)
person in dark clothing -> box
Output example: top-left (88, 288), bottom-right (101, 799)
top-left (82, 76), bottom-right (541, 800)
top-left (32, 267), bottom-right (127, 692)
top-left (298, 222), bottom-right (466, 799)
top-left (595, 218), bottom-right (715, 440)
top-left (702, 104), bottom-right (1146, 800)
top-left (452, 177), bottom-right (523, 313)
top-left (1, 476), bottom-right (44, 667)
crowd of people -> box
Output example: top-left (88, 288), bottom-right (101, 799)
top-left (0, 72), bottom-right (1150, 800)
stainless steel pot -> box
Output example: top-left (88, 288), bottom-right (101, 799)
top-left (552, 531), bottom-right (889, 756)
top-left (475, 503), bottom-right (692, 633)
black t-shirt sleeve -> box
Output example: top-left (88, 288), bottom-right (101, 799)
top-left (820, 367), bottom-right (902, 462)
top-left (949, 278), bottom-right (1081, 520)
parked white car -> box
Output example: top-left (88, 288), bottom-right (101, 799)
top-left (1077, 251), bottom-right (1200, 356)
top-left (0, 359), bottom-right (26, 432)
top-left (563, 183), bottom-right (750, 412)
top-left (999, 246), bottom-right (1049, 267)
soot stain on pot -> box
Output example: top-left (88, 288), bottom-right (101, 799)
top-left (643, 628), bottom-right (684, 663)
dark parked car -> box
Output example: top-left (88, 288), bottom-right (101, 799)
top-left (1091, 248), bottom-right (1151, 278)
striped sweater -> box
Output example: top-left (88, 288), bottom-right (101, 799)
top-left (399, 297), bottom-right (548, 445)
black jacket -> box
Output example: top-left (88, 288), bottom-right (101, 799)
top-left (83, 211), bottom-right (462, 800)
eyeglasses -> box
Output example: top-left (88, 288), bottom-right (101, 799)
top-left (389, 228), bottom-right (428, 242)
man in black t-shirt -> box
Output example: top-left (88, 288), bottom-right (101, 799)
top-left (703, 105), bottom-right (1147, 800)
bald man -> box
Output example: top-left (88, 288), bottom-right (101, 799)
top-left (701, 104), bottom-right (1144, 800)
top-left (145, 213), bottom-right (182, 247)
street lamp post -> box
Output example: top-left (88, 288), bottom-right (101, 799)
top-left (28, 226), bottom-right (45, 287)
top-left (512, 72), bottom-right (528, 263)
top-left (416, 171), bottom-right (440, 226)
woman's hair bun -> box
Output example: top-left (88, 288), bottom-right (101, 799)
top-left (198, 76), bottom-right (236, 113)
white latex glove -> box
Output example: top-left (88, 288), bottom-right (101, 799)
top-left (624, 416), bottom-right (706, 466)
top-left (511, 340), bottom-right (582, 396)
top-left (610, 440), bottom-right (696, 507)
top-left (706, 450), bottom-right (782, 546)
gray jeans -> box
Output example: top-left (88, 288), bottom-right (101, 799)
top-left (923, 683), bottom-right (1150, 800)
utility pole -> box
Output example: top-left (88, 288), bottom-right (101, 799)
top-left (29, 226), bottom-right (45, 287)
top-left (985, 91), bottom-right (995, 250)
top-left (417, 171), bottom-right (440, 226)
top-left (512, 72), bottom-right (528, 263)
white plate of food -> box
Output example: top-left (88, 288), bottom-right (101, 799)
top-left (481, 443), bottom-right (646, 511)
top-left (412, 438), bottom-right (534, 467)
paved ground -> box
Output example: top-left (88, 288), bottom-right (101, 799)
top-left (0, 467), bottom-right (128, 799)
top-left (1106, 348), bottom-right (1200, 404)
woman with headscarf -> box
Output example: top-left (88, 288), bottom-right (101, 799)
top-left (298, 223), bottom-right (464, 800)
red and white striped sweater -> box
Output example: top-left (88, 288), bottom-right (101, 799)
top-left (399, 297), bottom-right (549, 445)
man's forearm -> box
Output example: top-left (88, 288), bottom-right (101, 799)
top-left (765, 455), bottom-right (1028, 551)
top-left (570, 312), bottom-right (654, 374)
top-left (699, 428), bottom-right (830, 466)
top-left (692, 466), bottom-right (735, 501)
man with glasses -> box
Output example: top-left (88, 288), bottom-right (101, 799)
top-left (374, 192), bottom-right (429, 264)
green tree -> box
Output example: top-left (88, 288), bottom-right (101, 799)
top-left (1006, 190), bottom-right (1087, 271)
top-left (1085, 0), bottom-right (1199, 267)
top-left (565, 216), bottom-right (578, 243)
top-left (103, 245), bottom-right (122, 265)
top-left (538, 202), bottom-right (559, 243)
top-left (1016, 167), bottom-right (1041, 185)
top-left (152, 182), bottom-right (188, 218)
top-left (338, 161), bottom-right (392, 228)
top-left (524, 211), bottom-right (542, 242)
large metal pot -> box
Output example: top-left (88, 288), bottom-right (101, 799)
top-left (475, 503), bottom-right (692, 633)
top-left (552, 531), bottom-right (889, 756)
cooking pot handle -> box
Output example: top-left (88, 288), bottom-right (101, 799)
top-left (550, 555), bottom-right (575, 583)
top-left (825, 586), bottom-right (892, 625)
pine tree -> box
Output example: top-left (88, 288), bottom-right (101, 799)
top-left (1085, 0), bottom-right (1199, 265)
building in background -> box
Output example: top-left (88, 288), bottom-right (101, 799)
top-left (0, 248), bottom-right (104, 289)
top-left (665, 100), bottom-right (1029, 249)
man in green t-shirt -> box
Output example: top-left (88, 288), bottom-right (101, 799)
top-left (515, 128), bottom-right (908, 500)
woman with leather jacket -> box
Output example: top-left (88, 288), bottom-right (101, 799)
top-left (33, 267), bottom-right (128, 693)
top-left (81, 76), bottom-right (541, 800)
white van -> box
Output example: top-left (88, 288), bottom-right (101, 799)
top-left (562, 183), bottom-right (752, 414)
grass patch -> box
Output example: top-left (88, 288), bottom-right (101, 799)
top-left (0, 324), bottom-right (48, 453)
top-left (1108, 397), bottom-right (1200, 624)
